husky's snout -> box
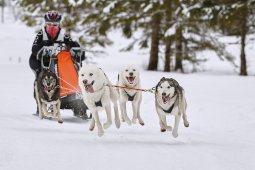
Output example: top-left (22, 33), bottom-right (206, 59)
top-left (162, 92), bottom-right (171, 104)
top-left (126, 75), bottom-right (136, 84)
top-left (83, 79), bottom-right (88, 85)
top-left (83, 80), bottom-right (95, 93)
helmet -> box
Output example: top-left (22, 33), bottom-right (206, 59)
top-left (44, 10), bottom-right (62, 23)
top-left (44, 11), bottom-right (61, 39)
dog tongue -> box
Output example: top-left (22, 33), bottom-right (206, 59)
top-left (127, 77), bottom-right (135, 83)
top-left (85, 85), bottom-right (94, 93)
top-left (163, 95), bottom-right (170, 103)
top-left (44, 87), bottom-right (51, 91)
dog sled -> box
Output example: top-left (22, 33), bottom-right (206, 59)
top-left (37, 41), bottom-right (90, 119)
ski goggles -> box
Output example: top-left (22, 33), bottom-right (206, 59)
top-left (45, 22), bottom-right (60, 27)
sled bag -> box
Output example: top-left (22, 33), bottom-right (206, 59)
top-left (57, 51), bottom-right (80, 97)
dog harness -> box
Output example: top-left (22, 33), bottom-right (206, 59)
top-left (95, 100), bottom-right (103, 107)
top-left (124, 90), bottom-right (136, 101)
top-left (162, 104), bottom-right (175, 113)
top-left (93, 85), bottom-right (106, 107)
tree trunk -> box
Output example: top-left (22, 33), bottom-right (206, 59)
top-left (1, 0), bottom-right (4, 23)
top-left (65, 6), bottom-right (72, 34)
top-left (148, 13), bottom-right (161, 71)
top-left (164, 37), bottom-right (172, 72)
top-left (163, 0), bottom-right (172, 72)
top-left (240, 30), bottom-right (247, 76)
top-left (175, 26), bottom-right (183, 72)
top-left (240, 3), bottom-right (248, 76)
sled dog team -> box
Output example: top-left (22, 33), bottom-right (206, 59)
top-left (36, 64), bottom-right (189, 138)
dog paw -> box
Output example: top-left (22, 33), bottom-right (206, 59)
top-left (89, 126), bottom-right (94, 131)
top-left (139, 120), bottom-right (145, 126)
top-left (103, 122), bottom-right (112, 129)
top-left (161, 128), bottom-right (166, 132)
top-left (98, 130), bottom-right (104, 137)
top-left (172, 132), bottom-right (178, 138)
top-left (126, 119), bottom-right (132, 126)
top-left (115, 119), bottom-right (121, 129)
top-left (58, 120), bottom-right (63, 124)
top-left (89, 123), bottom-right (95, 131)
top-left (39, 114), bottom-right (43, 119)
top-left (132, 118), bottom-right (137, 124)
top-left (123, 116), bottom-right (131, 125)
top-left (166, 126), bottom-right (172, 131)
top-left (184, 121), bottom-right (189, 127)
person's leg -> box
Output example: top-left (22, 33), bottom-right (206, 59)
top-left (29, 54), bottom-right (41, 77)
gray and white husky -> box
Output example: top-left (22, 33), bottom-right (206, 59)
top-left (155, 77), bottom-right (189, 138)
top-left (117, 65), bottom-right (144, 126)
top-left (78, 65), bottom-right (120, 137)
top-left (34, 70), bottom-right (63, 123)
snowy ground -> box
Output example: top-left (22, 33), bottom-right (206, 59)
top-left (1, 12), bottom-right (255, 170)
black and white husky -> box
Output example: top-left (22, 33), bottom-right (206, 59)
top-left (78, 65), bottom-right (121, 137)
top-left (117, 65), bottom-right (144, 126)
top-left (155, 77), bottom-right (189, 138)
top-left (34, 70), bottom-right (63, 123)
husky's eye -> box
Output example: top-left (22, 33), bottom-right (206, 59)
top-left (89, 73), bottom-right (93, 76)
top-left (125, 69), bottom-right (128, 72)
top-left (167, 86), bottom-right (170, 89)
top-left (160, 86), bottom-right (162, 88)
top-left (81, 74), bottom-right (84, 77)
top-left (133, 69), bottom-right (136, 71)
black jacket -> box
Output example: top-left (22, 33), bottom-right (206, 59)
top-left (32, 27), bottom-right (80, 56)
top-left (29, 27), bottom-right (81, 73)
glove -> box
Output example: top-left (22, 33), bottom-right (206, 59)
top-left (42, 46), bottom-right (58, 58)
top-left (70, 47), bottom-right (82, 61)
top-left (81, 51), bottom-right (86, 61)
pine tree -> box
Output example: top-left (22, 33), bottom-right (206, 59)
top-left (17, 0), bottom-right (112, 48)
top-left (218, 0), bottom-right (255, 75)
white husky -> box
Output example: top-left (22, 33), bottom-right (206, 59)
top-left (117, 65), bottom-right (144, 126)
top-left (78, 65), bottom-right (120, 137)
top-left (155, 77), bottom-right (189, 138)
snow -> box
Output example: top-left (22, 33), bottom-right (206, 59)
top-left (165, 23), bottom-right (176, 37)
top-left (1, 9), bottom-right (255, 170)
top-left (103, 1), bottom-right (117, 13)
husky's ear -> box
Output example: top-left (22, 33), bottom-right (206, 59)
top-left (160, 77), bottom-right (166, 81)
top-left (155, 78), bottom-right (163, 93)
top-left (172, 78), bottom-right (184, 100)
top-left (169, 78), bottom-right (179, 87)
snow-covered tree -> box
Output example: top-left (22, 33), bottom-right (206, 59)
top-left (17, 0), bottom-right (112, 49)
top-left (218, 0), bottom-right (255, 75)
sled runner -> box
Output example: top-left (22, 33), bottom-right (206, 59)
top-left (38, 41), bottom-right (90, 120)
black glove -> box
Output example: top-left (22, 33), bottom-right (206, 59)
top-left (81, 51), bottom-right (86, 61)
